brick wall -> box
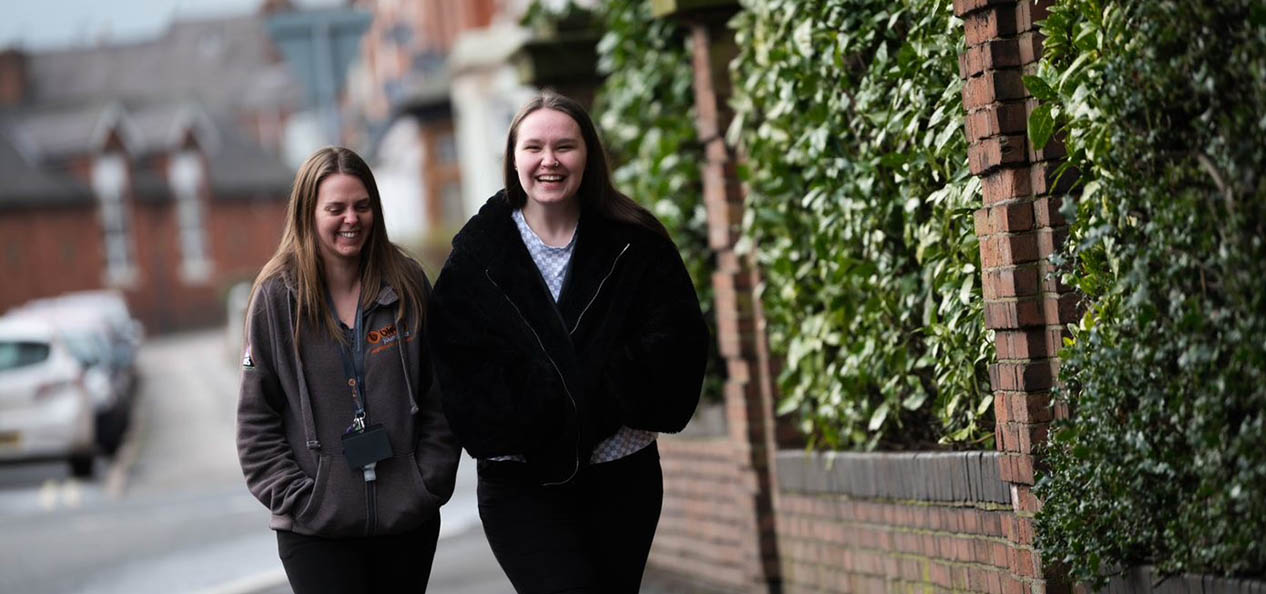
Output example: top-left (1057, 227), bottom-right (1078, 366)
top-left (651, 436), bottom-right (752, 591)
top-left (0, 204), bottom-right (104, 311)
top-left (644, 3), bottom-right (1266, 594)
top-left (774, 452), bottom-right (1031, 594)
top-left (123, 196), bottom-right (286, 333)
top-left (675, 6), bottom-right (784, 593)
top-left (1, 194), bottom-right (285, 333)
top-left (957, 0), bottom-right (1076, 591)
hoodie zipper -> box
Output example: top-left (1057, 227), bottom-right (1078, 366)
top-left (570, 243), bottom-right (630, 336)
top-left (484, 269), bottom-right (580, 486)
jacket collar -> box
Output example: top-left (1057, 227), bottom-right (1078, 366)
top-left (453, 192), bottom-right (633, 333)
top-left (278, 267), bottom-right (400, 310)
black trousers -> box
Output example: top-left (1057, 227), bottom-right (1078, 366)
top-left (275, 512), bottom-right (441, 594)
top-left (477, 442), bottom-right (664, 594)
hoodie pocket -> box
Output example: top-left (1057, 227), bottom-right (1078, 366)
top-left (293, 453), bottom-right (366, 537)
top-left (372, 450), bottom-right (439, 534)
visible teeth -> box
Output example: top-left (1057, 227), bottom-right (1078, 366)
top-left (538, 175), bottom-right (563, 182)
top-left (339, 231), bottom-right (358, 239)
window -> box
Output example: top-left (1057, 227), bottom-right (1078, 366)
top-left (168, 151), bottom-right (213, 283)
top-left (436, 131), bottom-right (458, 164)
top-left (92, 153), bottom-right (136, 287)
top-left (0, 341), bottom-right (50, 371)
top-left (442, 182), bottom-right (464, 228)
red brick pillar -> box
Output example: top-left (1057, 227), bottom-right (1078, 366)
top-left (956, 1), bottom-right (1076, 592)
top-left (658, 2), bottom-right (783, 591)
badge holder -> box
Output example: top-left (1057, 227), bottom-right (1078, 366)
top-left (343, 418), bottom-right (393, 480)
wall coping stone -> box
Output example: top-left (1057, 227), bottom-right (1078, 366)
top-left (1103, 566), bottom-right (1266, 594)
top-left (676, 401), bottom-right (728, 438)
top-left (776, 449), bottom-right (1011, 504)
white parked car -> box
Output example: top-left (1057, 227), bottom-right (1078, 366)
top-left (0, 314), bottom-right (97, 477)
top-left (12, 290), bottom-right (142, 455)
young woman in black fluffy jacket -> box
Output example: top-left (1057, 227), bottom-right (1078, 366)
top-left (427, 92), bottom-right (709, 593)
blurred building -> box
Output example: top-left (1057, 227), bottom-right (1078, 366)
top-left (448, 13), bottom-right (536, 221)
top-left (0, 9), bottom-right (301, 333)
top-left (338, 0), bottom-right (603, 263)
top-left (340, 0), bottom-right (498, 260)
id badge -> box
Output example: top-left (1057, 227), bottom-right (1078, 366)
top-left (342, 423), bottom-right (393, 470)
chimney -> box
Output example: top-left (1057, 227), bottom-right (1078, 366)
top-left (259, 0), bottom-right (296, 16)
top-left (0, 49), bottom-right (27, 106)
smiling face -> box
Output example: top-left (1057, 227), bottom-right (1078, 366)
top-left (513, 108), bottom-right (588, 208)
top-left (313, 173), bottom-right (373, 267)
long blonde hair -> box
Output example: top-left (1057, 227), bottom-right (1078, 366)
top-left (249, 146), bottom-right (425, 345)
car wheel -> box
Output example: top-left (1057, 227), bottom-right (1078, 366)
top-left (69, 453), bottom-right (95, 478)
top-left (96, 408), bottom-right (128, 456)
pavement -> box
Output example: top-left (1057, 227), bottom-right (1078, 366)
top-left (244, 457), bottom-right (722, 594)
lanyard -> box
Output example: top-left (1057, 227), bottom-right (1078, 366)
top-left (330, 294), bottom-right (368, 433)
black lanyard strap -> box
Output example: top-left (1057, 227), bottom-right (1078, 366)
top-left (329, 293), bottom-right (368, 432)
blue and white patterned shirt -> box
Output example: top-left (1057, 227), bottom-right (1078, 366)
top-left (493, 209), bottom-right (655, 464)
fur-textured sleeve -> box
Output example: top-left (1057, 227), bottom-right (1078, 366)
top-left (605, 236), bottom-right (709, 433)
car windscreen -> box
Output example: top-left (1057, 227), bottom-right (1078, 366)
top-left (0, 341), bottom-right (52, 371)
top-left (61, 333), bottom-right (104, 366)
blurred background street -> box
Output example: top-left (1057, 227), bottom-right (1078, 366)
top-left (0, 329), bottom-right (510, 594)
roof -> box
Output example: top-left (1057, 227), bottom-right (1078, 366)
top-left (0, 13), bottom-right (297, 208)
top-left (26, 15), bottom-right (300, 112)
top-left (204, 116), bottom-right (293, 197)
top-left (1, 103), bottom-right (119, 162)
top-left (0, 311), bottom-right (58, 341)
top-left (0, 127), bottom-right (93, 208)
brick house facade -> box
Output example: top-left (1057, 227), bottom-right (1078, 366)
top-left (0, 13), bottom-right (297, 333)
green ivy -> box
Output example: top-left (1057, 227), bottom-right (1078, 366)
top-left (730, 0), bottom-right (994, 450)
top-left (1031, 1), bottom-right (1266, 585)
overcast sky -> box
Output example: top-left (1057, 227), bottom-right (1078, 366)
top-left (0, 0), bottom-right (341, 51)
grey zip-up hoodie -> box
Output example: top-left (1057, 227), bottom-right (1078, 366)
top-left (236, 265), bottom-right (459, 538)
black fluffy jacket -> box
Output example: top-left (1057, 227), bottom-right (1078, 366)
top-left (427, 192), bottom-right (708, 484)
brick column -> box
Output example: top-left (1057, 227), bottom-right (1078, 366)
top-left (656, 1), bottom-right (783, 591)
top-left (955, 1), bottom-right (1077, 593)
top-left (694, 19), bottom-right (784, 594)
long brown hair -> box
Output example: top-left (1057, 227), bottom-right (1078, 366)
top-left (249, 146), bottom-right (426, 345)
top-left (503, 91), bottom-right (668, 239)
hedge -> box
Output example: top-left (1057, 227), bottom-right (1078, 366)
top-left (1031, 1), bottom-right (1266, 585)
top-left (730, 0), bottom-right (994, 450)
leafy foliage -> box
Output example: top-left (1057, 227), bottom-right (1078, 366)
top-left (730, 0), bottom-right (994, 450)
top-left (1031, 1), bottom-right (1266, 585)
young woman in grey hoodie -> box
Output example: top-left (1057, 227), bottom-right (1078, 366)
top-left (237, 147), bottom-right (460, 593)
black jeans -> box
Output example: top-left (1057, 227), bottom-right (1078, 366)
top-left (275, 512), bottom-right (440, 594)
top-left (477, 442), bottom-right (664, 594)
